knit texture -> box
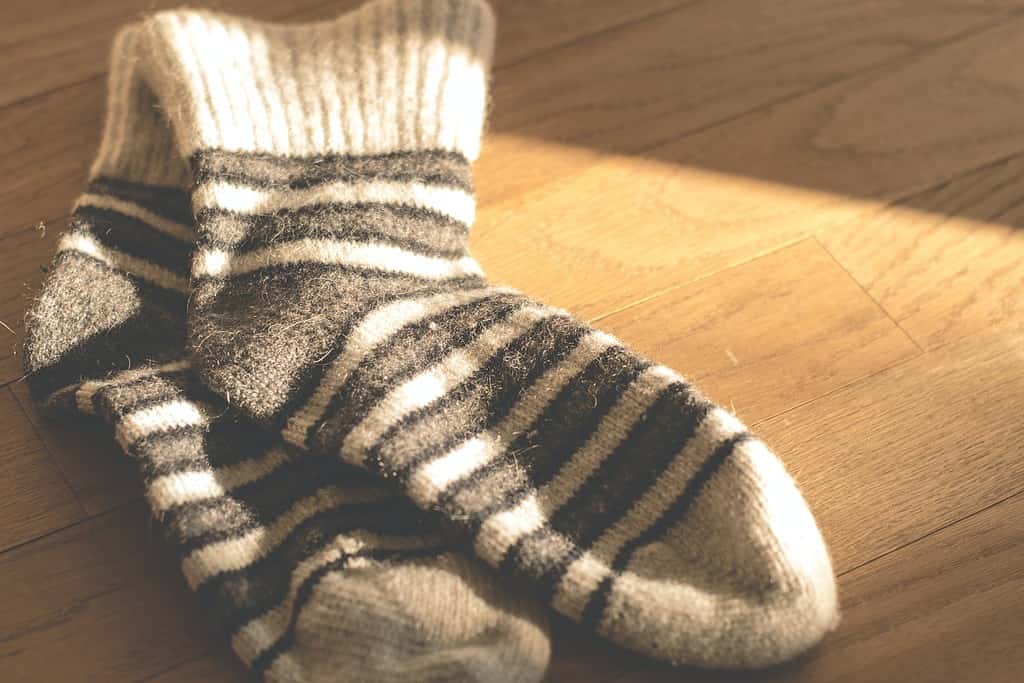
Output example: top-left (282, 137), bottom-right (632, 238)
top-left (142, 0), bottom-right (493, 159)
top-left (139, 0), bottom-right (840, 669)
top-left (23, 24), bottom-right (550, 683)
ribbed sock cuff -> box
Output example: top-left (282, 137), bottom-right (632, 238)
top-left (141, 0), bottom-right (496, 160)
top-left (90, 25), bottom-right (190, 187)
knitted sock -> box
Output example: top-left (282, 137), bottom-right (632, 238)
top-left (23, 25), bottom-right (550, 683)
top-left (140, 0), bottom-right (839, 668)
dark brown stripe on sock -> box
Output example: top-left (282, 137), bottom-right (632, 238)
top-left (437, 346), bottom-right (649, 523)
top-left (88, 177), bottom-right (193, 225)
top-left (505, 383), bottom-right (712, 598)
top-left (579, 432), bottom-right (753, 629)
top-left (192, 148), bottom-right (472, 193)
top-left (203, 497), bottom-right (440, 634)
top-left (68, 214), bottom-right (191, 276)
top-left (512, 347), bottom-right (650, 488)
top-left (546, 382), bottom-right (711, 548)
top-left (197, 204), bottom-right (470, 259)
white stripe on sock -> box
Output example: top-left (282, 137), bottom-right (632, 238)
top-left (147, 446), bottom-right (293, 513)
top-left (192, 177), bottom-right (476, 225)
top-left (59, 232), bottom-right (189, 292)
top-left (473, 365), bottom-right (680, 566)
top-left (75, 193), bottom-right (194, 242)
top-left (552, 408), bottom-right (747, 620)
top-left (406, 330), bottom-right (618, 507)
top-left (115, 399), bottom-right (206, 450)
top-left (281, 287), bottom-right (509, 448)
top-left (338, 305), bottom-right (559, 469)
top-left (193, 238), bottom-right (483, 280)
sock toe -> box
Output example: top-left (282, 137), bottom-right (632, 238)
top-left (595, 428), bottom-right (838, 669)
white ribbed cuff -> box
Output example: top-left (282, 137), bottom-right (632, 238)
top-left (141, 0), bottom-right (496, 160)
top-left (90, 25), bottom-right (190, 187)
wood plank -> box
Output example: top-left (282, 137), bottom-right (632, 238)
top-left (547, 490), bottom-right (1024, 683)
top-left (646, 12), bottom-right (1024, 226)
top-left (774, 492), bottom-right (1024, 683)
top-left (0, 387), bottom-right (83, 551)
top-left (595, 239), bottom-right (919, 422)
top-left (820, 153), bottom-right (1024, 350)
top-left (9, 379), bottom-right (138, 516)
top-left (490, 0), bottom-right (684, 69)
top-left (475, 9), bottom-right (1024, 320)
top-left (475, 146), bottom-right (873, 319)
top-left (0, 504), bottom-right (216, 683)
top-left (481, 0), bottom-right (1023, 204)
top-left (755, 323), bottom-right (1024, 574)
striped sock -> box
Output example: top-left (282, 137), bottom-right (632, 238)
top-left (23, 25), bottom-right (550, 683)
top-left (139, 0), bottom-right (839, 669)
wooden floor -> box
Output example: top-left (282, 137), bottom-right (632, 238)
top-left (1, 1), bottom-right (1022, 681)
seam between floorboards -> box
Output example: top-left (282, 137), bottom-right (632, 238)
top-left (836, 487), bottom-right (1024, 579)
top-left (0, 498), bottom-right (136, 558)
top-left (493, 0), bottom-right (700, 73)
top-left (813, 235), bottom-right (925, 353)
top-left (752, 315), bottom-right (1023, 429)
top-left (586, 235), bottom-right (813, 325)
top-left (750, 351), bottom-right (921, 428)
top-left (5, 384), bottom-right (88, 517)
top-left (137, 650), bottom-right (225, 682)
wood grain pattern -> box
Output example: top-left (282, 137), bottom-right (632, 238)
top-left (475, 147), bottom-right (862, 319)
top-left (595, 238), bottom-right (920, 422)
top-left (648, 11), bottom-right (1024, 224)
top-left (0, 504), bottom-right (214, 682)
top-left (0, 387), bottom-right (82, 552)
top-left (9, 379), bottom-right (138, 516)
top-left (476, 6), bottom-right (1024, 321)
top-left (1, 1), bottom-right (1022, 681)
top-left (482, 0), bottom-right (1024, 200)
top-left (820, 153), bottom-right (1024, 350)
top-left (756, 322), bottom-right (1024, 574)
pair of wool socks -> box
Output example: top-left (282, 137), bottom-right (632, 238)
top-left (25, 18), bottom-right (550, 683)
top-left (24, 0), bottom-right (839, 680)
